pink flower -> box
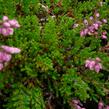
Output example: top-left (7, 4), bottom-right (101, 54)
top-left (1, 28), bottom-right (14, 36)
top-left (1, 45), bottom-right (21, 54)
top-left (85, 60), bottom-right (91, 67)
top-left (8, 20), bottom-right (20, 28)
top-left (98, 101), bottom-right (104, 109)
top-left (1, 28), bottom-right (8, 36)
top-left (96, 57), bottom-right (101, 62)
top-left (93, 23), bottom-right (99, 30)
top-left (89, 60), bottom-right (96, 70)
top-left (0, 51), bottom-right (12, 62)
top-left (102, 19), bottom-right (107, 23)
top-left (85, 58), bottom-right (102, 73)
top-left (106, 105), bottom-right (109, 109)
top-left (72, 100), bottom-right (79, 104)
top-left (94, 63), bottom-right (102, 73)
top-left (102, 31), bottom-right (107, 35)
top-left (0, 63), bottom-right (3, 71)
top-left (90, 16), bottom-right (93, 20)
top-left (88, 26), bottom-right (95, 33)
top-left (7, 28), bottom-right (14, 35)
top-left (76, 105), bottom-right (82, 109)
top-left (80, 30), bottom-right (85, 37)
top-left (84, 29), bottom-right (88, 35)
top-left (0, 28), bottom-right (2, 34)
top-left (101, 35), bottom-right (107, 39)
top-left (3, 22), bottom-right (11, 28)
top-left (95, 13), bottom-right (100, 17)
top-left (2, 16), bottom-right (8, 21)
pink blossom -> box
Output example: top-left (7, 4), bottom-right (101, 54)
top-left (102, 19), bottom-right (107, 23)
top-left (1, 45), bottom-right (21, 54)
top-left (72, 99), bottom-right (79, 104)
top-left (84, 29), bottom-right (88, 35)
top-left (2, 16), bottom-right (8, 21)
top-left (88, 26), bottom-right (95, 33)
top-left (7, 28), bottom-right (14, 35)
top-left (98, 101), bottom-right (104, 109)
top-left (1, 28), bottom-right (9, 36)
top-left (85, 58), bottom-right (102, 73)
top-left (8, 20), bottom-right (20, 28)
top-left (90, 16), bottom-right (93, 20)
top-left (88, 60), bottom-right (96, 70)
top-left (0, 28), bottom-right (2, 34)
top-left (96, 57), bottom-right (101, 62)
top-left (93, 23), bottom-right (99, 30)
top-left (102, 31), bottom-right (107, 35)
top-left (0, 51), bottom-right (12, 62)
top-left (106, 105), bottom-right (109, 109)
top-left (95, 13), bottom-right (100, 17)
top-left (94, 63), bottom-right (102, 73)
top-left (80, 30), bottom-right (85, 37)
top-left (3, 22), bottom-right (11, 28)
top-left (101, 35), bottom-right (107, 39)
top-left (1, 28), bottom-right (14, 36)
top-left (85, 60), bottom-right (91, 67)
top-left (76, 105), bottom-right (82, 109)
top-left (0, 63), bottom-right (3, 71)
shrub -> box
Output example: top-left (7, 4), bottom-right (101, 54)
top-left (0, 0), bottom-right (109, 109)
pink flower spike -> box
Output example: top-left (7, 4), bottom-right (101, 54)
top-left (3, 22), bottom-right (11, 28)
top-left (0, 51), bottom-right (12, 62)
top-left (1, 45), bottom-right (21, 54)
top-left (2, 16), bottom-right (8, 21)
top-left (0, 63), bottom-right (3, 71)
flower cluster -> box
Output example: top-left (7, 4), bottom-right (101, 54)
top-left (80, 12), bottom-right (107, 38)
top-left (0, 16), bottom-right (20, 36)
top-left (0, 45), bottom-right (21, 70)
top-left (98, 101), bottom-right (109, 109)
top-left (85, 57), bottom-right (102, 73)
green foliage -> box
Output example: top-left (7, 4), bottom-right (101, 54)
top-left (1, 0), bottom-right (109, 108)
top-left (5, 84), bottom-right (45, 109)
top-left (59, 68), bottom-right (90, 101)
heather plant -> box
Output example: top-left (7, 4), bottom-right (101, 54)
top-left (1, 0), bottom-right (109, 109)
